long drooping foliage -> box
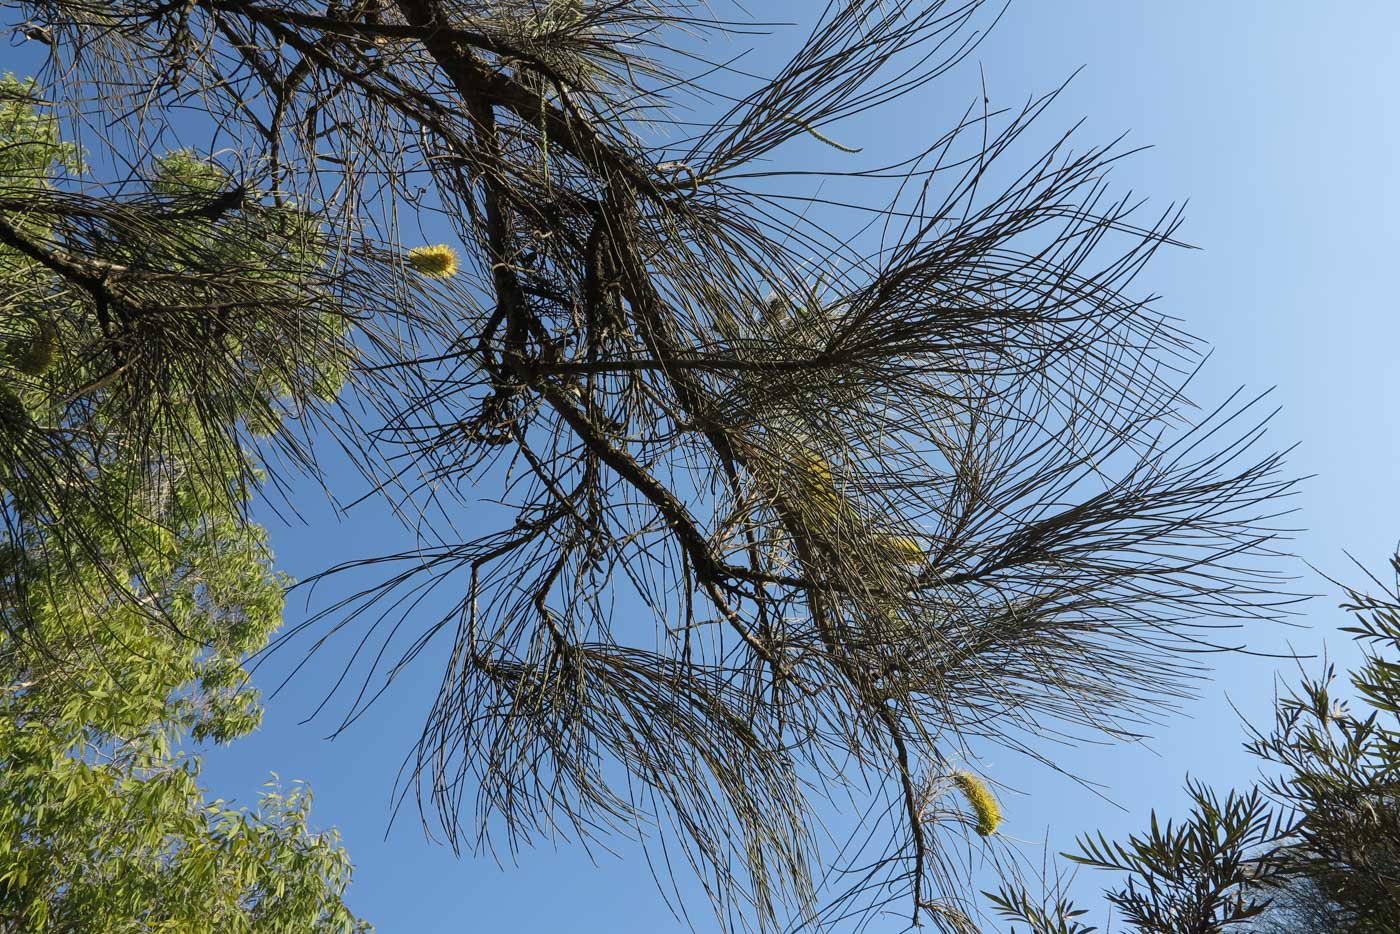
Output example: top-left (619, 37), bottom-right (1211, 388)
top-left (2, 2), bottom-right (1299, 929)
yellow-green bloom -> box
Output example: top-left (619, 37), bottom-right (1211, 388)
top-left (875, 533), bottom-right (925, 566)
top-left (951, 771), bottom-right (1001, 836)
top-left (790, 448), bottom-right (843, 520)
top-left (0, 386), bottom-right (30, 438)
top-left (12, 319), bottom-right (59, 376)
top-left (407, 244), bottom-right (460, 278)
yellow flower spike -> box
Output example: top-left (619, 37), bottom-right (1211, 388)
top-left (12, 319), bottom-right (59, 377)
top-left (407, 244), bottom-right (460, 278)
top-left (951, 771), bottom-right (1001, 836)
top-left (790, 449), bottom-right (844, 522)
top-left (875, 534), bottom-right (925, 566)
top-left (795, 449), bottom-right (831, 480)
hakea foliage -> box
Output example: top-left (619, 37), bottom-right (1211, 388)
top-left (5, 3), bottom-right (1299, 932)
top-left (0, 77), bottom-right (385, 617)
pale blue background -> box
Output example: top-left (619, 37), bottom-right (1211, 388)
top-left (11, 2), bottom-right (1400, 930)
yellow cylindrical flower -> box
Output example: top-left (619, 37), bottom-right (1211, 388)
top-left (11, 320), bottom-right (59, 377)
top-left (789, 447), bottom-right (843, 521)
top-left (407, 244), bottom-right (460, 278)
top-left (875, 533), bottom-right (925, 566)
top-left (951, 771), bottom-right (1001, 836)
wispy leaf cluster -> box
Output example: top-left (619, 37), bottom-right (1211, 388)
top-left (4, 2), bottom-right (1303, 929)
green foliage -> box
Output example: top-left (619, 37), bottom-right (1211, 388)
top-left (0, 82), bottom-right (370, 932)
top-left (1000, 556), bottom-right (1400, 933)
top-left (0, 745), bottom-right (368, 933)
top-left (1241, 560), bottom-right (1400, 930)
top-left (0, 426), bottom-right (369, 932)
top-left (0, 67), bottom-right (358, 621)
top-left (984, 884), bottom-right (1097, 934)
top-left (1068, 782), bottom-right (1291, 933)
top-left (0, 75), bottom-right (80, 187)
top-left (0, 78), bottom-right (354, 535)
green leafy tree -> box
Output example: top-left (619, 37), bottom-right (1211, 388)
top-left (0, 74), bottom-right (359, 569)
top-left (0, 460), bottom-right (368, 933)
top-left (0, 77), bottom-right (370, 932)
top-left (1242, 562), bottom-right (1400, 930)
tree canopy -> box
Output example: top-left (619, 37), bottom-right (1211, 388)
top-left (0, 2), bottom-right (1303, 930)
top-left (0, 75), bottom-right (369, 933)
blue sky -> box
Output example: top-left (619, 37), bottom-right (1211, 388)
top-left (11, 2), bottom-right (1400, 930)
